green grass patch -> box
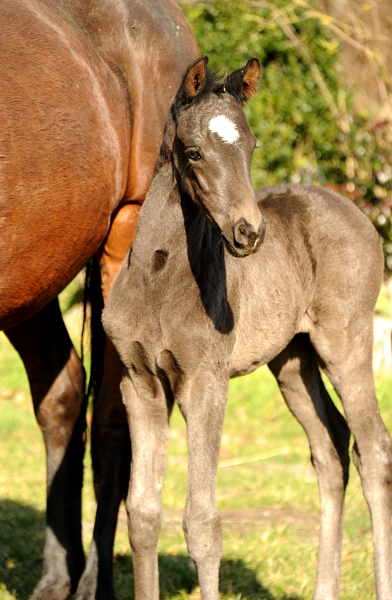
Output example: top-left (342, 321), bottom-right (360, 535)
top-left (0, 331), bottom-right (391, 599)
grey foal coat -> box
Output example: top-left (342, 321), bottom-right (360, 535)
top-left (103, 57), bottom-right (392, 600)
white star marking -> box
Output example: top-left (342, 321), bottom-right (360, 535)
top-left (209, 115), bottom-right (239, 143)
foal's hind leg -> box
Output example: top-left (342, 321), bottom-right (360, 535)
top-left (268, 334), bottom-right (350, 600)
top-left (6, 299), bottom-right (86, 600)
top-left (310, 318), bottom-right (392, 600)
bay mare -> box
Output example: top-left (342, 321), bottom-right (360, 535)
top-left (0, 1), bottom-right (199, 598)
top-left (104, 57), bottom-right (392, 600)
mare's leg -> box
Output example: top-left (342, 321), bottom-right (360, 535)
top-left (121, 367), bottom-right (173, 600)
top-left (268, 334), bottom-right (350, 600)
top-left (6, 299), bottom-right (86, 600)
top-left (76, 203), bottom-right (140, 600)
top-left (75, 338), bottom-right (130, 600)
top-left (310, 317), bottom-right (392, 600)
top-left (177, 373), bottom-right (228, 600)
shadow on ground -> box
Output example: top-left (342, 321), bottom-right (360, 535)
top-left (0, 500), bottom-right (301, 600)
top-left (0, 499), bottom-right (45, 599)
top-left (114, 552), bottom-right (301, 600)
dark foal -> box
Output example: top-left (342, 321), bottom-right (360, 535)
top-left (0, 1), bottom-right (198, 598)
top-left (103, 57), bottom-right (392, 600)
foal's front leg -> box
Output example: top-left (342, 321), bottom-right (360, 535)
top-left (121, 368), bottom-right (173, 600)
top-left (177, 373), bottom-right (229, 600)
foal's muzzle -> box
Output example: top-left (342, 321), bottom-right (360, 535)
top-left (231, 216), bottom-right (266, 257)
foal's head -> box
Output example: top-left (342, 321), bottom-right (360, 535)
top-left (172, 56), bottom-right (265, 257)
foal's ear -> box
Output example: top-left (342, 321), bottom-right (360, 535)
top-left (241, 57), bottom-right (261, 100)
top-left (181, 56), bottom-right (209, 102)
top-left (225, 57), bottom-right (261, 103)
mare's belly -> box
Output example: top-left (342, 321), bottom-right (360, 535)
top-left (0, 0), bottom-right (130, 329)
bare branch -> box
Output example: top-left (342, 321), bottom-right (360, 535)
top-left (247, 0), bottom-right (349, 131)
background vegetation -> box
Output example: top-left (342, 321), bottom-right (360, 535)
top-left (179, 0), bottom-right (392, 268)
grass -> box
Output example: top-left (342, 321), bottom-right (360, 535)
top-left (0, 320), bottom-right (391, 600)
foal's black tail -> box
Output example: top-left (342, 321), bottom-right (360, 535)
top-left (82, 256), bottom-right (105, 406)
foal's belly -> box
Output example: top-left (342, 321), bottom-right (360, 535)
top-left (229, 322), bottom-right (299, 377)
top-left (227, 281), bottom-right (306, 378)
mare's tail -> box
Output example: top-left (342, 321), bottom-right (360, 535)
top-left (82, 257), bottom-right (130, 501)
top-left (82, 256), bottom-right (105, 406)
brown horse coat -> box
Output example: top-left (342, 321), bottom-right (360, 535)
top-left (0, 0), bottom-right (198, 327)
top-left (0, 1), bottom-right (199, 598)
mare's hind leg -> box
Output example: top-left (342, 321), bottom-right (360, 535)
top-left (310, 316), bottom-right (392, 600)
top-left (75, 338), bottom-right (130, 600)
top-left (268, 334), bottom-right (350, 600)
top-left (6, 299), bottom-right (86, 600)
top-left (76, 204), bottom-right (139, 600)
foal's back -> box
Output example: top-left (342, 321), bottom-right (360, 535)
top-left (256, 183), bottom-right (382, 310)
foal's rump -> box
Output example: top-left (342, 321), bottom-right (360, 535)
top-left (0, 0), bottom-right (130, 329)
top-left (256, 183), bottom-right (383, 306)
top-left (254, 183), bottom-right (383, 388)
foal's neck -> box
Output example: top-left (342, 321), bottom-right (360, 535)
top-left (135, 156), bottom-right (220, 260)
top-left (132, 159), bottom-right (234, 336)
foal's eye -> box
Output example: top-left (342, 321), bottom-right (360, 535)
top-left (187, 149), bottom-right (202, 161)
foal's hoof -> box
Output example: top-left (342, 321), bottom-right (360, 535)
top-left (29, 576), bottom-right (72, 600)
top-left (75, 571), bottom-right (116, 600)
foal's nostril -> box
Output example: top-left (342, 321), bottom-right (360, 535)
top-left (234, 218), bottom-right (256, 249)
top-left (232, 216), bottom-right (266, 255)
top-left (238, 223), bottom-right (248, 245)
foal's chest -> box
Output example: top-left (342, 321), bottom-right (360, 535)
top-left (143, 252), bottom-right (234, 361)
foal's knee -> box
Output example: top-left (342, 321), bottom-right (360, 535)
top-left (183, 509), bottom-right (222, 567)
top-left (126, 500), bottom-right (161, 552)
top-left (311, 438), bottom-right (349, 497)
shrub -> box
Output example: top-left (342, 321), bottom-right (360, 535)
top-left (180, 0), bottom-right (392, 268)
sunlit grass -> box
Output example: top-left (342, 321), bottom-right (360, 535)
top-left (0, 320), bottom-right (391, 599)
